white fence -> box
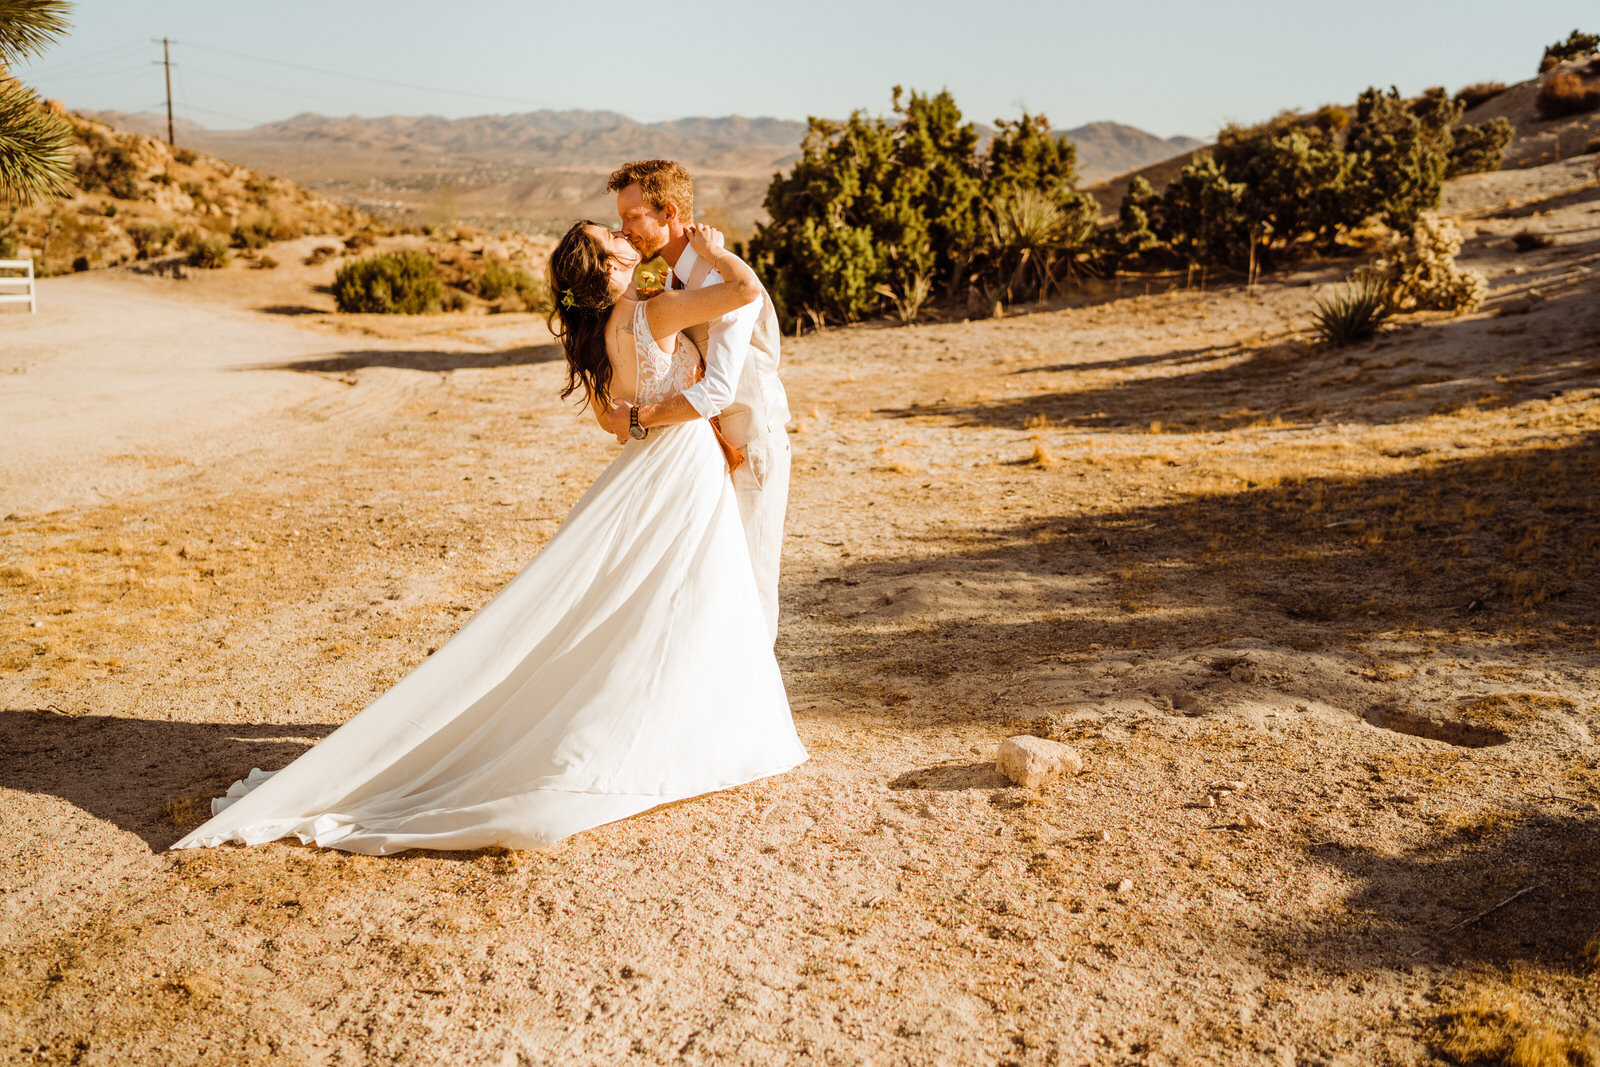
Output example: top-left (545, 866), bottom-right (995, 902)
top-left (0, 259), bottom-right (36, 314)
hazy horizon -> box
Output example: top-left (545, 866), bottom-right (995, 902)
top-left (14, 0), bottom-right (1598, 141)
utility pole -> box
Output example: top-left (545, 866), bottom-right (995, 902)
top-left (152, 37), bottom-right (175, 145)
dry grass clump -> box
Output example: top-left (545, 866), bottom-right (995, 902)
top-left (1456, 82), bottom-right (1509, 110)
top-left (1439, 991), bottom-right (1600, 1066)
top-left (1537, 71), bottom-right (1600, 121)
top-left (1456, 692), bottom-right (1577, 729)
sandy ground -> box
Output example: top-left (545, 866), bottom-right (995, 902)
top-left (2, 161), bottom-right (1599, 1065)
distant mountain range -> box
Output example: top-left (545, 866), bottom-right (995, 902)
top-left (79, 108), bottom-right (1202, 231)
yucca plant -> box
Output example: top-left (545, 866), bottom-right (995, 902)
top-left (1312, 278), bottom-right (1393, 346)
top-left (874, 265), bottom-right (935, 326)
top-left (0, 0), bottom-right (75, 206)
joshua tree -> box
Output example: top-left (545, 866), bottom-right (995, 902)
top-left (0, 0), bottom-right (74, 206)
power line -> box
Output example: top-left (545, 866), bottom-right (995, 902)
top-left (12, 39), bottom-right (148, 79)
top-left (181, 40), bottom-right (586, 114)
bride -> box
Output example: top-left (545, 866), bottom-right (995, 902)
top-left (171, 221), bottom-right (808, 855)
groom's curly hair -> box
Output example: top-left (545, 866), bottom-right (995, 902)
top-left (607, 159), bottom-right (694, 222)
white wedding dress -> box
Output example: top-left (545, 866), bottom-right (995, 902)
top-left (172, 299), bottom-right (807, 855)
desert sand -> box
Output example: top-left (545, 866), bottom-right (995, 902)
top-left (1, 156), bottom-right (1598, 1065)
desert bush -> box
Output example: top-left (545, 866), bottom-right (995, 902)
top-left (344, 231), bottom-right (377, 251)
top-left (1511, 229), bottom-right (1553, 252)
top-left (1358, 214), bottom-right (1487, 314)
top-left (1536, 71), bottom-right (1600, 120)
top-left (251, 254), bottom-right (278, 270)
top-left (874, 267), bottom-right (935, 325)
top-left (1157, 154), bottom-right (1250, 273)
top-left (1110, 176), bottom-right (1161, 265)
top-left (981, 185), bottom-right (1099, 301)
top-left (185, 235), bottom-right (231, 269)
top-left (71, 254), bottom-right (88, 272)
top-left (474, 259), bottom-right (539, 302)
top-left (1453, 82), bottom-right (1508, 110)
top-left (231, 216), bottom-right (276, 249)
top-left (125, 221), bottom-right (176, 258)
top-left (172, 146), bottom-right (197, 165)
top-left (1447, 117), bottom-right (1514, 176)
top-left (749, 87), bottom-right (981, 326)
top-left (333, 250), bottom-right (442, 314)
top-left (1346, 87), bottom-right (1460, 230)
top-left (74, 144), bottom-right (142, 200)
top-left (303, 244), bottom-right (339, 266)
top-left (1311, 278), bottom-right (1393, 346)
top-left (1540, 29), bottom-right (1599, 72)
top-left (442, 288), bottom-right (470, 312)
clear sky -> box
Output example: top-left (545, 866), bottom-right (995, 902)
top-left (12, 1), bottom-right (1597, 139)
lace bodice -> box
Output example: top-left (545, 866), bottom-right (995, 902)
top-left (631, 299), bottom-right (700, 407)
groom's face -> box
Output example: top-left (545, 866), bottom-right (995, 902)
top-left (616, 182), bottom-right (674, 259)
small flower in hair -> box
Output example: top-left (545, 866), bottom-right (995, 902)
top-left (561, 288), bottom-right (576, 308)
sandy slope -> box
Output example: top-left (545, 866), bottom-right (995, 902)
top-left (1, 161), bottom-right (1599, 1065)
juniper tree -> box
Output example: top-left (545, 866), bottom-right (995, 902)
top-left (0, 0), bottom-right (74, 206)
top-left (1540, 29), bottom-right (1599, 72)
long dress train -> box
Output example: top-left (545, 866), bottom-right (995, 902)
top-left (171, 299), bottom-right (807, 855)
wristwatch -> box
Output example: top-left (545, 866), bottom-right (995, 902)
top-left (629, 406), bottom-right (648, 440)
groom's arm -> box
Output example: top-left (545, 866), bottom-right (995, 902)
top-left (635, 291), bottom-right (759, 430)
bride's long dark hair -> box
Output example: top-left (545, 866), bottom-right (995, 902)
top-left (547, 220), bottom-right (624, 411)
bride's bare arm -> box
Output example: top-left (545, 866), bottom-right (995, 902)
top-left (643, 224), bottom-right (760, 341)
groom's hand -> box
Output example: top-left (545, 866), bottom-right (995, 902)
top-left (604, 400), bottom-right (633, 443)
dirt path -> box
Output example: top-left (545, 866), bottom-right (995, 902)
top-left (2, 166), bottom-right (1599, 1065)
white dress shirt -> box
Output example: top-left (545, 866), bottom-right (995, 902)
top-left (672, 245), bottom-right (761, 420)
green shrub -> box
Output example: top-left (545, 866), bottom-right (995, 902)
top-left (1111, 176), bottom-right (1161, 265)
top-left (1454, 82), bottom-right (1508, 110)
top-left (333, 251), bottom-right (443, 314)
top-left (1540, 30), bottom-right (1599, 72)
top-left (1536, 71), bottom-right (1600, 120)
top-left (475, 259), bottom-right (540, 303)
top-left (1346, 87), bottom-right (1459, 230)
top-left (1448, 118), bottom-right (1514, 176)
top-left (185, 235), bottom-right (231, 269)
top-left (1312, 279), bottom-right (1393, 346)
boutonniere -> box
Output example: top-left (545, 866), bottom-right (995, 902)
top-left (635, 256), bottom-right (670, 295)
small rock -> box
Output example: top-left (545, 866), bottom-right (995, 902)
top-left (1114, 878), bottom-right (1133, 894)
top-left (996, 736), bottom-right (1084, 790)
top-left (1229, 663), bottom-right (1257, 683)
top-left (1096, 829), bottom-right (1111, 843)
top-left (1215, 789), bottom-right (1233, 800)
top-left (1204, 795), bottom-right (1216, 808)
top-left (1210, 779), bottom-right (1248, 793)
top-left (1242, 813), bottom-right (1271, 829)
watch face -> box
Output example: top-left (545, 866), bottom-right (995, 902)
top-left (629, 424), bottom-right (647, 440)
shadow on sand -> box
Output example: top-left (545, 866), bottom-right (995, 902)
top-left (240, 344), bottom-right (564, 375)
top-left (0, 708), bottom-right (337, 851)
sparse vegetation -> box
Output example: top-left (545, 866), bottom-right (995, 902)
top-left (1512, 229), bottom-right (1554, 252)
top-left (333, 250), bottom-right (443, 314)
top-left (1358, 214), bottom-right (1487, 314)
top-left (1536, 71), bottom-right (1600, 120)
top-left (183, 234), bottom-right (231, 269)
top-left (1540, 29), bottom-right (1599, 72)
top-left (1454, 82), bottom-right (1508, 110)
top-left (472, 258), bottom-right (547, 311)
top-left (1449, 118), bottom-right (1515, 177)
top-left (1311, 278), bottom-right (1393, 346)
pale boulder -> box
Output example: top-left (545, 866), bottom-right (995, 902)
top-left (996, 736), bottom-right (1084, 790)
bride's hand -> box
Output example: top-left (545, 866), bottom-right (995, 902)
top-left (684, 223), bottom-right (725, 260)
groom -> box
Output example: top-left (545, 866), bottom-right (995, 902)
top-left (601, 158), bottom-right (793, 643)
